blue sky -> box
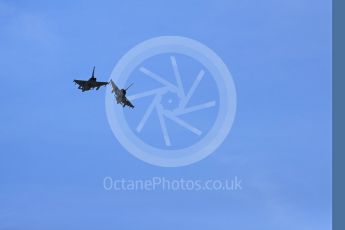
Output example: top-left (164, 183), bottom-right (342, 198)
top-left (0, 0), bottom-right (332, 229)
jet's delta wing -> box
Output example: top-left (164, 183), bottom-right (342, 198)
top-left (93, 81), bottom-right (109, 88)
top-left (110, 80), bottom-right (120, 95)
top-left (73, 79), bottom-right (87, 85)
top-left (124, 98), bottom-right (135, 108)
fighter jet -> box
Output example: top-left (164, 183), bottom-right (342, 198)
top-left (74, 67), bottom-right (108, 92)
top-left (110, 79), bottom-right (135, 108)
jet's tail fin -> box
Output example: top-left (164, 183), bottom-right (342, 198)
top-left (92, 66), bottom-right (95, 78)
top-left (125, 83), bottom-right (134, 91)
